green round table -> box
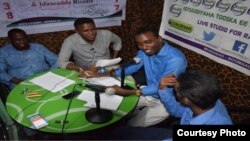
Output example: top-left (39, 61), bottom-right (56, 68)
top-left (6, 69), bottom-right (138, 133)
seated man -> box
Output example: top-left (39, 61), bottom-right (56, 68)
top-left (57, 17), bottom-right (122, 72)
top-left (0, 28), bottom-right (57, 89)
top-left (111, 70), bottom-right (233, 140)
top-left (80, 26), bottom-right (187, 127)
top-left (0, 28), bottom-right (57, 139)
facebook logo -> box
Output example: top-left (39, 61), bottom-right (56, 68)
top-left (232, 40), bottom-right (248, 54)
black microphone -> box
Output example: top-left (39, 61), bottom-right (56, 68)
top-left (90, 48), bottom-right (96, 53)
top-left (120, 57), bottom-right (141, 67)
top-left (120, 57), bottom-right (141, 88)
top-left (83, 83), bottom-right (116, 95)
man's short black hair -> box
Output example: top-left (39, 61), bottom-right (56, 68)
top-left (134, 26), bottom-right (160, 37)
top-left (74, 18), bottom-right (95, 29)
top-left (8, 28), bottom-right (28, 40)
top-left (177, 70), bottom-right (221, 109)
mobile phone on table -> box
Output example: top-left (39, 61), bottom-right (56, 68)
top-left (27, 113), bottom-right (48, 129)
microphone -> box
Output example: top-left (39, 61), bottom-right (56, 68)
top-left (120, 57), bottom-right (141, 88)
top-left (83, 83), bottom-right (116, 95)
top-left (90, 48), bottom-right (95, 51)
top-left (127, 57), bottom-right (141, 64)
top-left (105, 87), bottom-right (116, 95)
top-left (121, 57), bottom-right (141, 67)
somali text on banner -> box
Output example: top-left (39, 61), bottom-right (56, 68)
top-left (0, 0), bottom-right (127, 37)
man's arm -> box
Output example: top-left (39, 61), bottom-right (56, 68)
top-left (57, 38), bottom-right (74, 69)
top-left (66, 63), bottom-right (83, 71)
top-left (0, 49), bottom-right (12, 85)
top-left (39, 44), bottom-right (58, 69)
top-left (109, 31), bottom-right (122, 58)
top-left (110, 85), bottom-right (141, 96)
top-left (9, 77), bottom-right (22, 84)
top-left (158, 87), bottom-right (185, 118)
top-left (112, 50), bottom-right (119, 59)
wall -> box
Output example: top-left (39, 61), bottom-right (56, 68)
top-left (0, 0), bottom-right (249, 124)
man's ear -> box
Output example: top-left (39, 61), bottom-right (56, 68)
top-left (182, 97), bottom-right (192, 105)
top-left (158, 36), bottom-right (164, 44)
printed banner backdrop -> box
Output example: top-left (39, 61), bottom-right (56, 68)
top-left (160, 0), bottom-right (250, 76)
top-left (0, 0), bottom-right (126, 37)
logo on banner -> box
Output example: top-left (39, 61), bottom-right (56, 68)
top-left (170, 4), bottom-right (182, 17)
top-left (203, 31), bottom-right (215, 41)
top-left (247, 8), bottom-right (250, 15)
top-left (232, 40), bottom-right (248, 54)
top-left (230, 2), bottom-right (248, 16)
top-left (182, 0), bottom-right (189, 4)
top-left (202, 0), bottom-right (216, 9)
top-left (190, 0), bottom-right (202, 6)
top-left (216, 1), bottom-right (231, 12)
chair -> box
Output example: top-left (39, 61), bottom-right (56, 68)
top-left (0, 82), bottom-right (10, 104)
top-left (0, 98), bottom-right (19, 140)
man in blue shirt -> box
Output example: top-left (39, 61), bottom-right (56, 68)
top-left (80, 26), bottom-right (187, 127)
top-left (159, 70), bottom-right (233, 125)
top-left (111, 70), bottom-right (233, 140)
top-left (0, 28), bottom-right (57, 89)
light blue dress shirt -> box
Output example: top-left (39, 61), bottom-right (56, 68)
top-left (0, 43), bottom-right (57, 89)
top-left (159, 88), bottom-right (233, 141)
top-left (115, 41), bottom-right (187, 98)
top-left (158, 88), bottom-right (233, 125)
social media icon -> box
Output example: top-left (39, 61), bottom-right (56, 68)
top-left (232, 40), bottom-right (248, 54)
top-left (203, 31), bottom-right (215, 41)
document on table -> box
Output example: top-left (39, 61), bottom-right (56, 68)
top-left (86, 77), bottom-right (121, 86)
top-left (77, 90), bottom-right (123, 111)
top-left (95, 57), bottom-right (122, 67)
top-left (29, 72), bottom-right (75, 93)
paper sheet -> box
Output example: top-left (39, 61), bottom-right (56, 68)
top-left (29, 72), bottom-right (75, 93)
top-left (95, 57), bottom-right (122, 67)
top-left (86, 77), bottom-right (121, 86)
top-left (77, 90), bottom-right (123, 111)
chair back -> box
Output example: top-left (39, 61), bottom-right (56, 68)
top-left (0, 83), bottom-right (10, 103)
top-left (0, 99), bottom-right (19, 140)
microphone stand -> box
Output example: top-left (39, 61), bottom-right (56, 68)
top-left (121, 66), bottom-right (125, 88)
top-left (120, 63), bottom-right (134, 89)
top-left (85, 90), bottom-right (112, 124)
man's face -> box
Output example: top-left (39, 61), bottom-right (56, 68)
top-left (11, 32), bottom-right (29, 51)
top-left (135, 31), bottom-right (163, 56)
top-left (76, 23), bottom-right (97, 43)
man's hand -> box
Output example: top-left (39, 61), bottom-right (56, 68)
top-left (85, 65), bottom-right (99, 72)
top-left (159, 74), bottom-right (176, 89)
top-left (78, 70), bottom-right (97, 78)
top-left (111, 85), bottom-right (125, 95)
top-left (109, 85), bottom-right (139, 96)
top-left (10, 77), bottom-right (23, 84)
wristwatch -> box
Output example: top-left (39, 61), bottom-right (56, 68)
top-left (135, 89), bottom-right (141, 96)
